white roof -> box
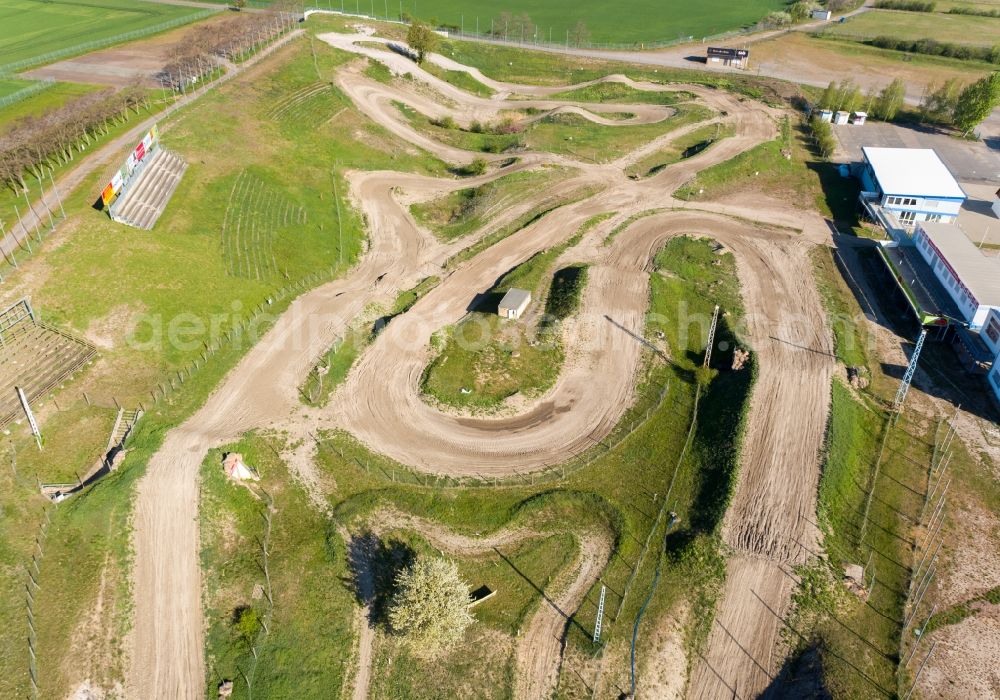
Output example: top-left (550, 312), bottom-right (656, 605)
top-left (853, 111), bottom-right (867, 117)
top-left (498, 288), bottom-right (531, 310)
top-left (863, 147), bottom-right (966, 199)
top-left (919, 221), bottom-right (1000, 306)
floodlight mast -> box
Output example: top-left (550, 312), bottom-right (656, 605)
top-left (893, 328), bottom-right (928, 413)
top-left (704, 305), bottom-right (720, 367)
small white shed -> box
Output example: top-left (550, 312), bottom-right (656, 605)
top-left (817, 109), bottom-right (833, 123)
top-left (498, 288), bottom-right (531, 320)
top-left (812, 9), bottom-right (832, 20)
top-left (833, 110), bottom-right (850, 125)
top-left (851, 111), bottom-right (867, 125)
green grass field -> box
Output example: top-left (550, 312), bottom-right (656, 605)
top-left (0, 0), bottom-right (210, 68)
top-left (388, 0), bottom-right (785, 44)
top-left (820, 8), bottom-right (1000, 46)
top-left (626, 121), bottom-right (734, 178)
top-left (0, 77), bottom-right (33, 99)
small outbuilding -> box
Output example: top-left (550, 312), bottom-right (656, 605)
top-left (850, 111), bottom-right (867, 125)
top-left (498, 288), bottom-right (531, 320)
top-left (705, 46), bottom-right (749, 69)
top-left (812, 9), bottom-right (833, 20)
top-left (817, 109), bottom-right (833, 123)
top-left (833, 110), bottom-right (850, 125)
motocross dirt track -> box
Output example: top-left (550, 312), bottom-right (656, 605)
top-left (126, 32), bottom-right (833, 699)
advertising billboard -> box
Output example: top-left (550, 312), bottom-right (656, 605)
top-left (101, 124), bottom-right (159, 208)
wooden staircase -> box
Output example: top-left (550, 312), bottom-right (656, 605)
top-left (108, 407), bottom-right (143, 452)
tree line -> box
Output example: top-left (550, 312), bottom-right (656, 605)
top-left (0, 86), bottom-right (149, 195)
top-left (0, 5), bottom-right (301, 198)
top-left (160, 6), bottom-right (299, 92)
top-left (867, 35), bottom-right (1000, 64)
top-left (815, 73), bottom-right (999, 133)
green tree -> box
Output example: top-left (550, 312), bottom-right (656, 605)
top-left (569, 20), bottom-right (591, 47)
top-left (874, 78), bottom-right (906, 121)
top-left (819, 81), bottom-right (837, 110)
top-left (388, 555), bottom-right (473, 656)
top-left (842, 82), bottom-right (863, 113)
top-left (920, 78), bottom-right (963, 124)
top-left (790, 1), bottom-right (814, 21)
top-left (952, 72), bottom-right (1000, 134)
top-left (406, 20), bottom-right (438, 63)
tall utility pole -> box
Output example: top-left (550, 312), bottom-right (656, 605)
top-left (893, 328), bottom-right (928, 414)
top-left (704, 305), bottom-right (720, 367)
top-left (593, 584), bottom-right (606, 643)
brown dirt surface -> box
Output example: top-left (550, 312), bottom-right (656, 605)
top-left (22, 14), bottom-right (232, 88)
top-left (918, 603), bottom-right (1000, 699)
top-left (123, 33), bottom-right (834, 700)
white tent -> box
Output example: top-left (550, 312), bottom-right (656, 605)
top-left (222, 452), bottom-right (259, 481)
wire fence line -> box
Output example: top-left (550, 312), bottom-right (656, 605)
top-left (24, 505), bottom-right (51, 700)
top-left (0, 79), bottom-right (55, 110)
top-left (237, 489), bottom-right (276, 699)
top-left (0, 9), bottom-right (221, 77)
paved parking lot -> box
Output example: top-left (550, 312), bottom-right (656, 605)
top-left (832, 121), bottom-right (1000, 184)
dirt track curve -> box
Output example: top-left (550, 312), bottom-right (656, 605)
top-left (346, 509), bottom-right (612, 700)
top-left (125, 32), bottom-right (833, 699)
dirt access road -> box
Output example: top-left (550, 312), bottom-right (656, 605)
top-left (125, 32), bottom-right (832, 699)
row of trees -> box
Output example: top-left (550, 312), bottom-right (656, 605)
top-left (922, 72), bottom-right (1000, 133)
top-left (0, 5), bottom-right (302, 197)
top-left (817, 78), bottom-right (906, 120)
top-left (0, 86), bottom-right (149, 195)
top-left (868, 35), bottom-right (1000, 65)
top-left (160, 7), bottom-right (299, 92)
top-left (817, 72), bottom-right (1000, 134)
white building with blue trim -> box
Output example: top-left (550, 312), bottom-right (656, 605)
top-left (983, 308), bottom-right (1000, 404)
top-left (859, 147), bottom-right (966, 228)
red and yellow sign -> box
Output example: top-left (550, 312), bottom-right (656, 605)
top-left (101, 124), bottom-right (159, 209)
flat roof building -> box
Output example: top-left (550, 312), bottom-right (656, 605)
top-left (859, 147), bottom-right (967, 228)
top-left (498, 288), bottom-right (531, 320)
top-left (913, 221), bottom-right (1000, 329)
top-left (706, 47), bottom-right (748, 69)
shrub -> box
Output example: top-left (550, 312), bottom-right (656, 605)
top-left (431, 115), bottom-right (457, 129)
top-left (873, 0), bottom-right (935, 10)
top-left (461, 157), bottom-right (488, 176)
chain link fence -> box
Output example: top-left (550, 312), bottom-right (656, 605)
top-left (0, 9), bottom-right (221, 77)
top-left (0, 79), bottom-right (55, 110)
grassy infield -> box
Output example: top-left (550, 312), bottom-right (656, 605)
top-left (0, 11), bottom-right (994, 700)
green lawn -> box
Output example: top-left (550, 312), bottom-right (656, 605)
top-left (423, 62), bottom-right (496, 97)
top-left (200, 434), bottom-right (356, 698)
top-left (0, 0), bottom-right (211, 68)
top-left (0, 77), bottom-right (33, 99)
top-left (410, 167), bottom-right (570, 241)
top-left (819, 8), bottom-right (1000, 46)
top-left (524, 103), bottom-right (714, 163)
top-left (547, 82), bottom-right (693, 104)
top-left (394, 0), bottom-right (785, 45)
top-left (626, 121), bottom-right (734, 178)
top-left (784, 384), bottom-right (934, 699)
top-left (0, 38), bottom-right (444, 698)
top-left (0, 81), bottom-right (103, 132)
